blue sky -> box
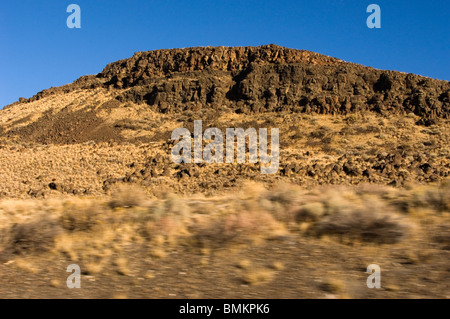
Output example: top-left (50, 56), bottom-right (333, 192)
top-left (0, 0), bottom-right (449, 108)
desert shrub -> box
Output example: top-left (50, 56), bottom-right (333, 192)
top-left (146, 194), bottom-right (190, 221)
top-left (0, 227), bottom-right (9, 256)
top-left (238, 181), bottom-right (267, 201)
top-left (242, 268), bottom-right (275, 285)
top-left (353, 125), bottom-right (381, 135)
top-left (432, 224), bottom-right (450, 249)
top-left (162, 194), bottom-right (191, 217)
top-left (108, 184), bottom-right (147, 208)
top-left (314, 208), bottom-right (407, 244)
top-left (8, 216), bottom-right (61, 255)
top-left (295, 202), bottom-right (325, 222)
top-left (345, 114), bottom-right (358, 124)
top-left (320, 278), bottom-right (345, 293)
top-left (309, 126), bottom-right (332, 139)
top-left (142, 195), bottom-right (191, 243)
top-left (319, 191), bottom-right (351, 216)
top-left (412, 181), bottom-right (450, 212)
top-left (145, 215), bottom-right (185, 243)
top-left (193, 210), bottom-right (281, 247)
top-left (266, 183), bottom-right (299, 207)
top-left (355, 183), bottom-right (393, 197)
top-left (59, 201), bottom-right (105, 232)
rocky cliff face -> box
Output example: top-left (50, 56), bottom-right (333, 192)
top-left (9, 45), bottom-right (450, 125)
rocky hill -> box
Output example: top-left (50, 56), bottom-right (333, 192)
top-left (0, 45), bottom-right (449, 198)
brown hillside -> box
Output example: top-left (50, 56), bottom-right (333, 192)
top-left (0, 45), bottom-right (449, 199)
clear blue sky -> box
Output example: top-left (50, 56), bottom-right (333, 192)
top-left (0, 0), bottom-right (449, 108)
